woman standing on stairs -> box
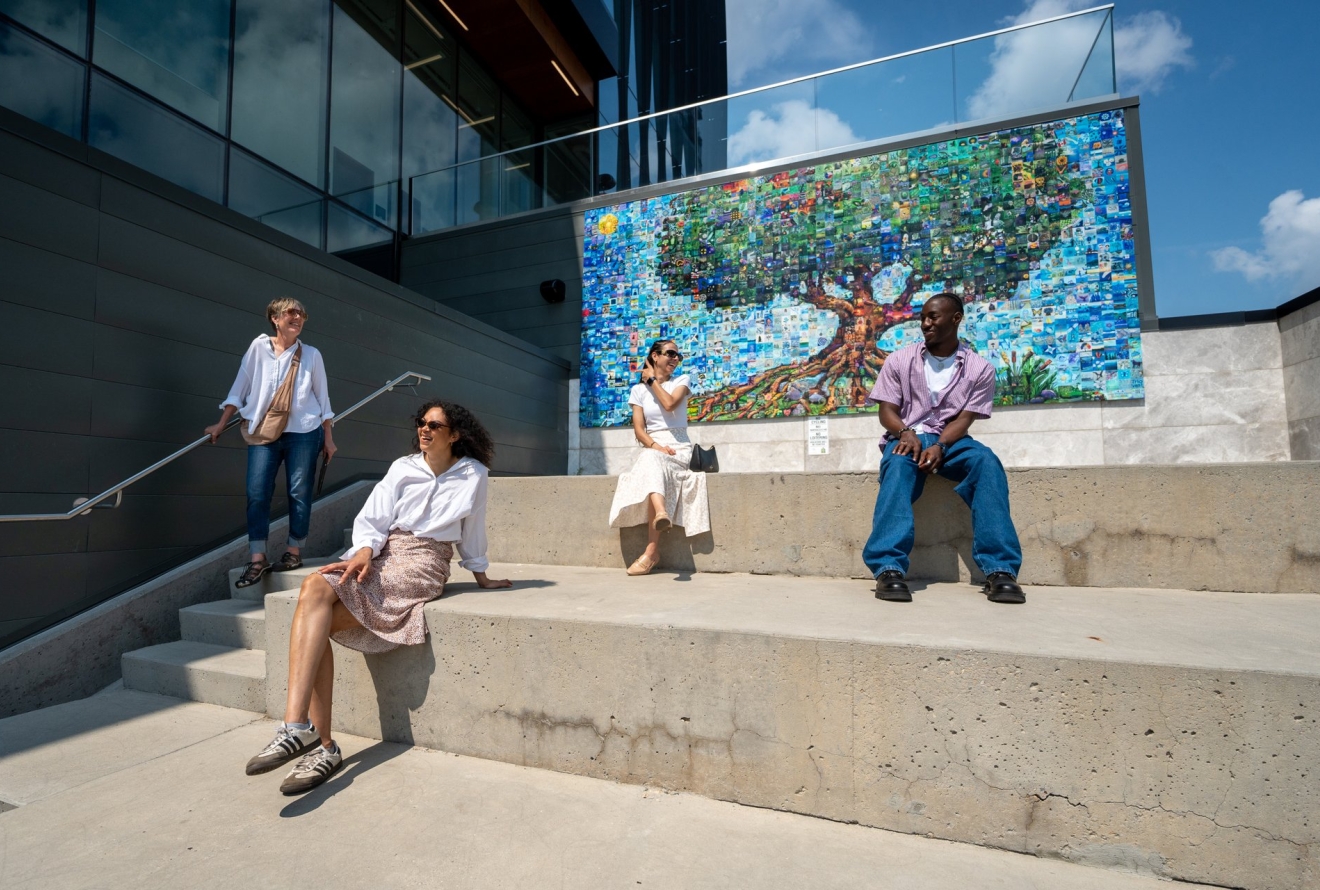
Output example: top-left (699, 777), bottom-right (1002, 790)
top-left (206, 297), bottom-right (336, 588)
top-left (244, 400), bottom-right (512, 795)
top-left (608, 339), bottom-right (711, 575)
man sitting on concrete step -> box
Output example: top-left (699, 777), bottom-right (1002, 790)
top-left (863, 293), bottom-right (1025, 604)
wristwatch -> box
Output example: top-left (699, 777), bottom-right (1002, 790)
top-left (645, 377), bottom-right (656, 386)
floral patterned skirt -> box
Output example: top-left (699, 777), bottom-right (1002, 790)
top-left (325, 530), bottom-right (453, 654)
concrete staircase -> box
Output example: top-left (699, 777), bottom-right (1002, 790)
top-left (116, 469), bottom-right (1320, 890)
top-left (123, 561), bottom-right (328, 713)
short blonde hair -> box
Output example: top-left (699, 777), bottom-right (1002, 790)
top-left (265, 297), bottom-right (307, 332)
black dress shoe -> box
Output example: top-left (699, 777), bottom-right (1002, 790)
top-left (983, 572), bottom-right (1025, 604)
top-left (875, 570), bottom-right (912, 602)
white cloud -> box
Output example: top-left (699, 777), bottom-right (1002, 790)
top-left (1113, 10), bottom-right (1194, 93)
top-left (724, 0), bottom-right (872, 89)
top-left (727, 99), bottom-right (861, 167)
top-left (966, 0), bottom-right (1193, 120)
top-left (1212, 191), bottom-right (1320, 288)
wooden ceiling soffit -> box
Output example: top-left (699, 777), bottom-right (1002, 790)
top-left (433, 0), bottom-right (597, 121)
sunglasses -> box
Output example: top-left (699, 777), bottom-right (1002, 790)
top-left (281, 308), bottom-right (306, 318)
top-left (656, 349), bottom-right (682, 360)
top-left (415, 419), bottom-right (450, 431)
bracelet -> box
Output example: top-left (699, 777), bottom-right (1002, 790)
top-left (898, 427), bottom-right (915, 435)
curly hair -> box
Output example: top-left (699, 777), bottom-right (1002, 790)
top-left (411, 400), bottom-right (495, 467)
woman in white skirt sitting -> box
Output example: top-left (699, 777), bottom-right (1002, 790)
top-left (608, 339), bottom-right (711, 575)
top-left (243, 400), bottom-right (512, 795)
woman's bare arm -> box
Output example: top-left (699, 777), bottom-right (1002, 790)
top-left (632, 405), bottom-right (675, 455)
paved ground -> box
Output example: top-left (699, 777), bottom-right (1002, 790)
top-left (0, 687), bottom-right (1216, 889)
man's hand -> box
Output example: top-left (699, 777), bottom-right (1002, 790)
top-left (473, 572), bottom-right (512, 589)
top-left (317, 547), bottom-right (373, 582)
top-left (917, 443), bottom-right (946, 474)
top-left (892, 430), bottom-right (922, 458)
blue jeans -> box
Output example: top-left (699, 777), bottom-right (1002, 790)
top-left (246, 428), bottom-right (323, 553)
top-left (862, 433), bottom-right (1022, 579)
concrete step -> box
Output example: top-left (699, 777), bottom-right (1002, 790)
top-left (0, 689), bottom-right (1212, 890)
top-left (485, 465), bottom-right (1320, 593)
top-left (179, 600), bottom-right (265, 649)
top-left (122, 641), bottom-right (265, 712)
top-left (227, 559), bottom-right (332, 602)
top-left (258, 563), bottom-right (1319, 890)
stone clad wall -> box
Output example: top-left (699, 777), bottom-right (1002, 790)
top-left (573, 322), bottom-right (1293, 474)
top-left (1281, 297), bottom-right (1320, 459)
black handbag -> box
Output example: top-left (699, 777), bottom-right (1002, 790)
top-left (689, 444), bottom-right (719, 473)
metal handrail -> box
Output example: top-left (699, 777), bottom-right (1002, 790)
top-left (0, 371), bottom-right (432, 523)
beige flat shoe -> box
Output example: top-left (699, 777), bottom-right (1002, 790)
top-left (652, 512), bottom-right (672, 533)
top-left (626, 554), bottom-right (656, 576)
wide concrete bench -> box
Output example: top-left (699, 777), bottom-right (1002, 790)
top-left (487, 464), bottom-right (1320, 593)
top-left (259, 564), bottom-right (1320, 890)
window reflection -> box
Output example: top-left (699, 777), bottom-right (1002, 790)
top-left (231, 0), bottom-right (328, 187)
top-left (229, 148), bottom-right (324, 248)
top-left (329, 0), bottom-right (399, 229)
top-left (92, 0), bottom-right (230, 132)
top-left (401, 0), bottom-right (455, 234)
top-left (88, 72), bottom-right (224, 201)
top-left (0, 0), bottom-right (87, 55)
top-left (0, 20), bottom-right (84, 137)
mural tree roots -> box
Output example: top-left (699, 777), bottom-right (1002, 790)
top-left (692, 266), bottom-right (919, 420)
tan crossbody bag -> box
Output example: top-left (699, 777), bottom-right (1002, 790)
top-left (241, 344), bottom-right (302, 446)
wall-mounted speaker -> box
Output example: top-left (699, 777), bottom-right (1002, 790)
top-left (540, 279), bottom-right (566, 303)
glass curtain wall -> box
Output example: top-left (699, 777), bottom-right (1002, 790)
top-left (0, 0), bottom-right (540, 276)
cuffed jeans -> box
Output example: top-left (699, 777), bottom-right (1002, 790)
top-left (246, 428), bottom-right (323, 553)
top-left (862, 433), bottom-right (1022, 579)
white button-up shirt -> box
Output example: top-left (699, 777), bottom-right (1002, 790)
top-left (344, 454), bottom-right (491, 573)
top-left (221, 336), bottom-right (334, 435)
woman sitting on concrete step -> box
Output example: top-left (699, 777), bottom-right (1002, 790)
top-left (207, 297), bottom-right (336, 588)
top-left (608, 338), bottom-right (711, 575)
top-left (244, 399), bottom-right (512, 795)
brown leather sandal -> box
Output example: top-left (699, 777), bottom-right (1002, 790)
top-left (652, 512), bottom-right (672, 532)
top-left (626, 554), bottom-right (656, 576)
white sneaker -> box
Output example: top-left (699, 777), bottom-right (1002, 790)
top-left (245, 722), bottom-right (319, 775)
top-left (279, 743), bottom-right (343, 795)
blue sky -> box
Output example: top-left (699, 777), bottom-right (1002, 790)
top-left (723, 0), bottom-right (1320, 318)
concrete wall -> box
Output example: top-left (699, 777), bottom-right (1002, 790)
top-left (1282, 296), bottom-right (1320, 459)
top-left (484, 466), bottom-right (1320, 594)
top-left (262, 583), bottom-right (1320, 890)
top-left (0, 106), bottom-right (569, 651)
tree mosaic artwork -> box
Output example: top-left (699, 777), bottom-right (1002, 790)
top-left (579, 108), bottom-right (1144, 427)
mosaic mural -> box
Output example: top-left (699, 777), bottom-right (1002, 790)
top-left (580, 108), bottom-right (1144, 427)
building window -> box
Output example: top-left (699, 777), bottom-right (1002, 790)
top-left (92, 0), bottom-right (231, 133)
top-left (231, 0), bottom-right (329, 188)
top-left (0, 0), bottom-right (87, 55)
top-left (0, 19), bottom-right (84, 137)
top-left (88, 72), bottom-right (225, 201)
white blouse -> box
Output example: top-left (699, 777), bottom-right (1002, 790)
top-left (221, 336), bottom-right (334, 435)
top-left (628, 373), bottom-right (691, 432)
top-left (344, 454), bottom-right (491, 573)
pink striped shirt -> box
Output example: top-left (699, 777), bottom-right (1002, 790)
top-left (866, 343), bottom-right (996, 440)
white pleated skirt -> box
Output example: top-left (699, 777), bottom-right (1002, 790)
top-left (607, 428), bottom-right (711, 536)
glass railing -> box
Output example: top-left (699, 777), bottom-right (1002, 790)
top-left (407, 4), bottom-right (1115, 236)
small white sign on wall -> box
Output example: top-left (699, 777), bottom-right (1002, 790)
top-left (807, 418), bottom-right (829, 455)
